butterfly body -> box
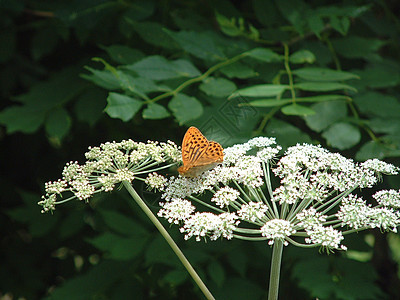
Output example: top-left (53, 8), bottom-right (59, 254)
top-left (178, 127), bottom-right (224, 177)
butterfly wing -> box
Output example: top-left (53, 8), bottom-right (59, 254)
top-left (181, 126), bottom-right (209, 166)
top-left (178, 127), bottom-right (224, 177)
top-left (194, 141), bottom-right (224, 165)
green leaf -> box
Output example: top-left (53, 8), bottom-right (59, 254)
top-left (199, 77), bottom-right (237, 97)
top-left (295, 82), bottom-right (357, 92)
top-left (102, 45), bottom-right (144, 64)
top-left (163, 270), bottom-right (188, 285)
top-left (281, 104), bottom-right (315, 116)
top-left (293, 67), bottom-right (359, 81)
top-left (83, 67), bottom-right (122, 90)
top-left (45, 108), bottom-right (71, 139)
top-left (74, 88), bottom-right (107, 126)
top-left (215, 12), bottom-right (242, 37)
top-left (290, 50), bottom-right (316, 64)
top-left (231, 84), bottom-right (288, 98)
top-left (220, 62), bottom-right (258, 79)
top-left (126, 55), bottom-right (200, 80)
top-left (332, 36), bottom-right (385, 59)
top-left (165, 30), bottom-right (226, 61)
top-left (105, 93), bottom-right (143, 121)
top-left (0, 106), bottom-right (46, 134)
top-left (353, 92), bottom-right (400, 118)
top-left (129, 21), bottom-right (179, 49)
top-left (168, 93), bottom-right (203, 125)
top-left (356, 141), bottom-right (388, 160)
top-left (208, 261), bottom-right (225, 287)
top-left (246, 95), bottom-right (350, 107)
top-left (352, 64), bottom-right (400, 89)
top-left (98, 210), bottom-right (149, 237)
top-left (330, 16), bottom-right (350, 35)
top-left (142, 103), bottom-right (170, 119)
top-left (88, 232), bottom-right (148, 260)
top-left (322, 122), bottom-right (361, 150)
top-left (307, 15), bottom-right (324, 38)
top-left (266, 118), bottom-right (312, 149)
top-left (244, 48), bottom-right (282, 62)
top-left (304, 100), bottom-right (347, 132)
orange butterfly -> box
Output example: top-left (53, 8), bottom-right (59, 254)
top-left (178, 127), bottom-right (224, 177)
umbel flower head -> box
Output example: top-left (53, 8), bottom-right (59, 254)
top-left (153, 138), bottom-right (400, 251)
top-left (39, 140), bottom-right (181, 213)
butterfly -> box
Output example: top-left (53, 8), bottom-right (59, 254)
top-left (177, 126), bottom-right (224, 177)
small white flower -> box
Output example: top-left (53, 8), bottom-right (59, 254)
top-left (305, 225), bottom-right (346, 250)
top-left (373, 189), bottom-right (400, 208)
top-left (367, 207), bottom-right (400, 232)
top-left (238, 202), bottom-right (269, 222)
top-left (158, 198), bottom-right (195, 224)
top-left (247, 136), bottom-right (277, 148)
top-left (212, 187), bottom-right (240, 208)
top-left (145, 172), bottom-right (167, 191)
top-left (180, 212), bottom-right (222, 241)
top-left (261, 219), bottom-right (296, 246)
top-left (44, 179), bottom-right (67, 195)
top-left (38, 194), bottom-right (57, 213)
top-left (337, 194), bottom-right (371, 229)
top-left (296, 208), bottom-right (327, 230)
top-left (362, 159), bottom-right (399, 175)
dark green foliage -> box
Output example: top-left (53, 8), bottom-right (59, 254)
top-left (1, 0), bottom-right (400, 299)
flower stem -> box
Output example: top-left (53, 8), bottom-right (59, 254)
top-left (122, 181), bottom-right (215, 300)
top-left (268, 240), bottom-right (284, 300)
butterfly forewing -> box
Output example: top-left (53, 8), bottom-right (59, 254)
top-left (178, 126), bottom-right (224, 177)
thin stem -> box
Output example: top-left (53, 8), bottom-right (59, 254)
top-left (268, 240), bottom-right (284, 300)
top-left (122, 181), bottom-right (215, 300)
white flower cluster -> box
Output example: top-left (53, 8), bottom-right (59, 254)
top-left (39, 139), bottom-right (180, 213)
top-left (261, 219), bottom-right (296, 246)
top-left (180, 212), bottom-right (239, 241)
top-left (157, 140), bottom-right (400, 252)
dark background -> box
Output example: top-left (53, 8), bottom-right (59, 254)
top-left (1, 1), bottom-right (400, 299)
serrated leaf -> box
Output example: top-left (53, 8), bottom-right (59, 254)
top-left (126, 55), bottom-right (200, 80)
top-left (199, 77), bottom-right (237, 97)
top-left (45, 107), bottom-right (71, 139)
top-left (231, 84), bottom-right (288, 98)
top-left (322, 122), bottom-right (361, 150)
top-left (142, 103), bottom-right (170, 119)
top-left (293, 67), bottom-right (359, 81)
top-left (295, 82), bottom-right (357, 92)
top-left (290, 50), bottom-right (316, 64)
top-left (244, 48), bottom-right (282, 62)
top-left (105, 93), bottom-right (143, 121)
top-left (168, 93), bottom-right (203, 125)
top-left (165, 30), bottom-right (226, 61)
top-left (304, 100), bottom-right (347, 132)
top-left (281, 104), bottom-right (315, 116)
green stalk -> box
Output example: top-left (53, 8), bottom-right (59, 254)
top-left (268, 240), bottom-right (284, 300)
top-left (122, 181), bottom-right (215, 300)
